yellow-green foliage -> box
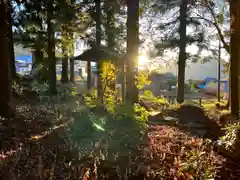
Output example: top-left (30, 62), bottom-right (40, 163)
top-left (140, 90), bottom-right (168, 105)
top-left (83, 89), bottom-right (98, 108)
top-left (101, 61), bottom-right (117, 113)
top-left (219, 123), bottom-right (240, 151)
top-left (135, 71), bottom-right (151, 89)
top-left (83, 61), bottom-right (149, 123)
top-left (101, 60), bottom-right (116, 89)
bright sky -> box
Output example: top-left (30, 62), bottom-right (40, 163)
top-left (139, 0), bottom-right (230, 65)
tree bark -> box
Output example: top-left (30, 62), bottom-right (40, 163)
top-left (106, 5), bottom-right (115, 50)
top-left (95, 0), bottom-right (103, 100)
top-left (31, 46), bottom-right (43, 78)
top-left (69, 41), bottom-right (75, 83)
top-left (47, 0), bottom-right (57, 94)
top-left (121, 58), bottom-right (126, 102)
top-left (87, 60), bottom-right (91, 90)
top-left (0, 0), bottom-right (12, 117)
top-left (177, 0), bottom-right (187, 103)
top-left (126, 0), bottom-right (139, 104)
top-left (7, 2), bottom-right (16, 80)
top-left (217, 39), bottom-right (221, 102)
top-left (61, 46), bottom-right (69, 83)
top-left (229, 0), bottom-right (240, 118)
top-left (70, 58), bottom-right (75, 83)
top-left (106, 3), bottom-right (116, 90)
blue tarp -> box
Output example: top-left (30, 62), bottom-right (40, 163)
top-left (197, 77), bottom-right (218, 89)
top-left (196, 78), bottom-right (229, 93)
top-left (15, 55), bottom-right (32, 63)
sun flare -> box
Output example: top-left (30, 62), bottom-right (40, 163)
top-left (138, 55), bottom-right (148, 66)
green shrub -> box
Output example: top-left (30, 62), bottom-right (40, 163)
top-left (219, 123), bottom-right (240, 151)
top-left (65, 103), bottom-right (147, 160)
top-left (83, 89), bottom-right (98, 108)
top-left (140, 90), bottom-right (169, 106)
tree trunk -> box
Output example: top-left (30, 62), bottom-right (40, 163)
top-left (177, 0), bottom-right (187, 103)
top-left (61, 46), bottom-right (69, 83)
top-left (229, 0), bottom-right (240, 118)
top-left (126, 0), bottom-right (139, 104)
top-left (7, 2), bottom-right (16, 80)
top-left (87, 61), bottom-right (91, 90)
top-left (47, 0), bottom-right (57, 94)
top-left (69, 42), bottom-right (74, 83)
top-left (106, 6), bottom-right (115, 49)
top-left (95, 0), bottom-right (103, 100)
top-left (0, 0), bottom-right (12, 117)
top-left (70, 58), bottom-right (75, 83)
top-left (217, 39), bottom-right (221, 102)
top-left (31, 46), bottom-right (43, 77)
top-left (106, 3), bottom-right (116, 91)
top-left (121, 58), bottom-right (126, 102)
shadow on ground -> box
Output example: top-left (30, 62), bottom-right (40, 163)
top-left (148, 104), bottom-right (240, 179)
top-left (148, 104), bottom-right (224, 140)
top-left (0, 103), bottom-right (54, 153)
top-left (1, 100), bottom-right (240, 179)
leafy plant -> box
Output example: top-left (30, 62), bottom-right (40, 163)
top-left (140, 90), bottom-right (169, 110)
top-left (219, 123), bottom-right (240, 151)
top-left (172, 139), bottom-right (218, 179)
top-left (12, 81), bottom-right (23, 95)
top-left (135, 71), bottom-right (151, 90)
top-left (83, 89), bottom-right (98, 108)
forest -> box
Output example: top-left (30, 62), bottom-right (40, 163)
top-left (0, 0), bottom-right (240, 179)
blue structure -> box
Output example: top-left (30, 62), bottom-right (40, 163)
top-left (196, 77), bottom-right (217, 89)
top-left (15, 55), bottom-right (32, 73)
top-left (15, 55), bottom-right (32, 63)
top-left (196, 77), bottom-right (229, 94)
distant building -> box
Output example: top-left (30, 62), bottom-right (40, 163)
top-left (14, 38), bottom-right (91, 77)
top-left (150, 58), bottom-right (228, 81)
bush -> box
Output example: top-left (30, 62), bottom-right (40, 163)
top-left (65, 102), bottom-right (148, 161)
top-left (140, 90), bottom-right (169, 109)
top-left (219, 123), bottom-right (240, 152)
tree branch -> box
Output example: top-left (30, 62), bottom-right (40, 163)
top-left (202, 0), bottom-right (230, 54)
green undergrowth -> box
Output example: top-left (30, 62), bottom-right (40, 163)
top-left (219, 123), bottom-right (240, 152)
top-left (140, 90), bottom-right (169, 112)
top-left (65, 85), bottom-right (149, 162)
top-left (65, 107), bottom-right (147, 160)
top-left (140, 90), bottom-right (168, 105)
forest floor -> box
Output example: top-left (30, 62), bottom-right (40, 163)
top-left (1, 88), bottom-right (240, 179)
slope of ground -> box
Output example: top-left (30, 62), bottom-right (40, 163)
top-left (0, 93), bottom-right (240, 179)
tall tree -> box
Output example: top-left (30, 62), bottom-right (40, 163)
top-left (126, 0), bottom-right (139, 104)
top-left (0, 0), bottom-right (12, 117)
top-left (14, 0), bottom-right (46, 80)
top-left (60, 24), bottom-right (71, 83)
top-left (104, 1), bottom-right (116, 90)
top-left (47, 0), bottom-right (57, 94)
top-left (58, 0), bottom-right (90, 83)
top-left (95, 0), bottom-right (103, 100)
top-left (229, 0), bottom-right (240, 118)
top-left (105, 2), bottom-right (115, 51)
top-left (60, 26), bottom-right (69, 83)
top-left (150, 0), bottom-right (206, 103)
top-left (69, 40), bottom-right (75, 83)
top-left (8, 1), bottom-right (16, 79)
top-left (177, 0), bottom-right (188, 103)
